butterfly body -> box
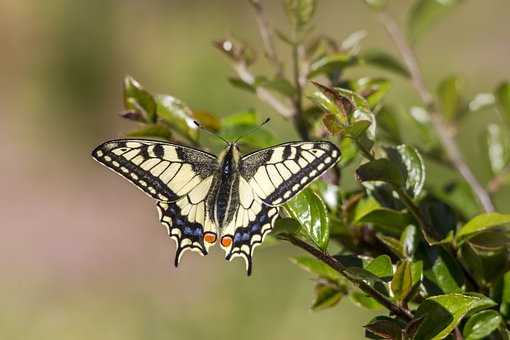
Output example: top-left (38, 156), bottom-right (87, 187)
top-left (92, 138), bottom-right (340, 275)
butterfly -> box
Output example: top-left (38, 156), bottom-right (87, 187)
top-left (92, 131), bottom-right (341, 275)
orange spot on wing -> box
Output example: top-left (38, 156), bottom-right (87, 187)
top-left (204, 232), bottom-right (217, 244)
top-left (221, 235), bottom-right (233, 248)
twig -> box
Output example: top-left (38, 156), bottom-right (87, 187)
top-left (233, 62), bottom-right (294, 118)
top-left (378, 12), bottom-right (495, 213)
top-left (248, 0), bottom-right (283, 75)
top-left (285, 234), bottom-right (414, 321)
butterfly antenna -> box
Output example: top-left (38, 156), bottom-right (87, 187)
top-left (193, 121), bottom-right (230, 145)
top-left (234, 117), bottom-right (271, 144)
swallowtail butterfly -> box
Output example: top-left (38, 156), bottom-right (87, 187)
top-left (92, 129), bottom-right (341, 275)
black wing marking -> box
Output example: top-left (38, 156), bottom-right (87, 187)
top-left (239, 141), bottom-right (341, 206)
top-left (92, 139), bottom-right (218, 201)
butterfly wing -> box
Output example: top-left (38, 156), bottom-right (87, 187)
top-left (92, 139), bottom-right (219, 265)
top-left (222, 141), bottom-right (341, 274)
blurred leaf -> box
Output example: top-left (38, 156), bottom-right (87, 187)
top-left (339, 137), bottom-right (359, 167)
top-left (460, 241), bottom-right (507, 285)
top-left (344, 120), bottom-right (372, 139)
top-left (221, 112), bottom-right (277, 147)
top-left (360, 49), bottom-right (410, 78)
top-left (285, 189), bottom-right (330, 250)
top-left (434, 181), bottom-right (480, 219)
top-left (401, 224), bottom-right (420, 258)
top-left (191, 111), bottom-right (221, 131)
top-left (309, 91), bottom-right (346, 123)
top-left (406, 106), bottom-right (441, 151)
top-left (386, 144), bottom-right (426, 198)
top-left (456, 212), bottom-right (510, 244)
top-left (414, 293), bottom-right (496, 340)
top-left (271, 217), bottom-right (301, 237)
top-left (463, 310), bottom-right (503, 340)
top-left (255, 76), bottom-right (297, 97)
top-left (341, 30), bottom-right (367, 54)
top-left (120, 111), bottom-right (146, 123)
top-left (363, 0), bottom-right (387, 11)
top-left (437, 75), bottom-right (465, 121)
top-left (356, 159), bottom-right (404, 188)
top-left (391, 260), bottom-right (413, 302)
top-left (291, 256), bottom-right (340, 281)
top-left (155, 95), bottom-right (198, 142)
top-left (126, 124), bottom-right (172, 140)
top-left (377, 234), bottom-right (405, 259)
top-left (124, 75), bottom-right (157, 123)
top-left (222, 111), bottom-right (257, 127)
top-left (350, 291), bottom-right (382, 310)
top-left (214, 39), bottom-right (256, 65)
top-left (364, 317), bottom-right (403, 340)
top-left (376, 106), bottom-right (402, 144)
top-left (312, 283), bottom-right (344, 311)
top-left (228, 77), bottom-right (255, 93)
top-left (469, 93), bottom-right (495, 112)
top-left (351, 78), bottom-right (391, 109)
top-left (322, 113), bottom-right (344, 134)
top-left (284, 0), bottom-right (317, 31)
top-left (486, 123), bottom-right (510, 175)
top-left (408, 0), bottom-right (463, 44)
top-left (496, 82), bottom-right (510, 123)
top-left (308, 53), bottom-right (353, 79)
top-left (365, 255), bottom-right (393, 278)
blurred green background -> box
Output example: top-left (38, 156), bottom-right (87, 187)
top-left (1, 1), bottom-right (509, 339)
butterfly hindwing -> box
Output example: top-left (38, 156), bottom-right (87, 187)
top-left (240, 141), bottom-right (341, 206)
top-left (92, 139), bottom-right (219, 265)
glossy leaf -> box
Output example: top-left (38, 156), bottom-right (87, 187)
top-left (344, 120), bottom-right (372, 139)
top-left (365, 255), bottom-right (393, 278)
top-left (364, 317), bottom-right (403, 340)
top-left (155, 95), bottom-right (199, 142)
top-left (350, 291), bottom-right (382, 310)
top-left (408, 0), bottom-right (463, 44)
top-left (460, 241), bottom-right (507, 285)
top-left (356, 207), bottom-right (412, 234)
top-left (360, 49), bottom-right (410, 78)
top-left (414, 293), bottom-right (496, 340)
top-left (463, 310), bottom-right (503, 340)
top-left (422, 246), bottom-right (464, 294)
top-left (285, 189), bottom-right (330, 250)
top-left (271, 217), bottom-right (300, 237)
top-left (123, 75), bottom-right (157, 123)
top-left (126, 124), bottom-right (172, 140)
top-left (386, 144), bottom-right (426, 197)
top-left (437, 75), bottom-right (465, 121)
top-left (496, 82), bottom-right (510, 123)
top-left (401, 224), bottom-right (419, 258)
top-left (312, 283), bottom-right (343, 311)
top-left (377, 234), bottom-right (404, 259)
top-left (344, 267), bottom-right (384, 285)
top-left (284, 0), bottom-right (316, 31)
top-left (391, 260), bottom-right (413, 302)
top-left (356, 159), bottom-right (404, 188)
top-left (290, 256), bottom-right (340, 281)
top-left (486, 123), bottom-right (510, 175)
top-left (456, 212), bottom-right (510, 244)
top-left (351, 78), bottom-right (391, 109)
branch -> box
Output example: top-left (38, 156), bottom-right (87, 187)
top-left (248, 0), bottom-right (283, 75)
top-left (233, 62), bottom-right (294, 118)
top-left (378, 12), bottom-right (495, 213)
top-left (285, 234), bottom-right (414, 321)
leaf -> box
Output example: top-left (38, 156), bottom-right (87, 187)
top-left (322, 113), bottom-right (344, 135)
top-left (408, 0), bottom-right (463, 44)
top-left (463, 310), bottom-right (503, 340)
top-left (496, 82), bottom-right (510, 123)
top-left (460, 241), bottom-right (508, 285)
top-left (486, 123), bottom-right (510, 175)
top-left (123, 75), bottom-right (157, 123)
top-left (341, 30), bottom-right (367, 54)
top-left (351, 78), bottom-right (391, 109)
top-left (308, 53), bottom-right (352, 79)
top-left (469, 93), bottom-right (495, 112)
top-left (437, 75), bottom-right (465, 121)
top-left (391, 260), bottom-right (413, 302)
top-left (377, 234), bottom-right (405, 259)
top-left (364, 317), bottom-right (403, 340)
top-left (290, 256), bottom-right (340, 281)
top-left (191, 111), bottom-right (221, 131)
top-left (365, 255), bottom-right (393, 279)
top-left (363, 0), bottom-right (387, 11)
top-left (155, 95), bottom-right (198, 142)
top-left (344, 120), bottom-right (372, 139)
top-left (350, 291), bottom-right (382, 310)
top-left (401, 224), bottom-right (419, 258)
top-left (126, 124), bottom-right (172, 140)
top-left (500, 271), bottom-right (510, 319)
top-left (222, 111), bottom-right (257, 127)
top-left (360, 49), bottom-right (410, 78)
top-left (421, 246), bottom-right (464, 294)
top-left (220, 112), bottom-right (277, 148)
top-left (255, 76), bottom-right (297, 97)
top-left (271, 217), bottom-right (300, 237)
top-left (285, 189), bottom-right (330, 250)
top-left (339, 137), bottom-right (359, 167)
top-left (284, 0), bottom-right (317, 31)
top-left (228, 77), bottom-right (255, 93)
top-left (344, 267), bottom-right (384, 285)
top-left (356, 208), bottom-right (412, 234)
top-left (376, 106), bottom-right (402, 144)
top-left (414, 293), bottom-right (496, 340)
top-left (356, 159), bottom-right (404, 188)
top-left (312, 284), bottom-right (343, 311)
top-left (308, 91), bottom-right (347, 124)
top-left (386, 144), bottom-right (426, 198)
top-left (456, 212), bottom-right (510, 244)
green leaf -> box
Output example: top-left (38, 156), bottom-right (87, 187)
top-left (463, 310), bottom-right (503, 340)
top-left (308, 53), bottom-right (352, 79)
top-left (284, 0), bottom-right (316, 31)
top-left (386, 144), bottom-right (426, 198)
top-left (222, 111), bottom-right (257, 127)
top-left (421, 247), bottom-right (464, 294)
top-left (408, 0), bottom-right (463, 44)
top-left (364, 317), bottom-right (403, 340)
top-left (228, 77), bottom-right (255, 93)
top-left (437, 75), bottom-right (465, 121)
top-left (414, 293), bottom-right (496, 340)
top-left (401, 224), bottom-right (419, 258)
top-left (309, 91), bottom-right (347, 123)
top-left (391, 260), bottom-right (413, 302)
top-left (220, 112), bottom-right (277, 148)
top-left (312, 283), bottom-right (343, 311)
top-left (376, 106), bottom-right (402, 144)
top-left (285, 189), bottom-right (330, 250)
top-left (255, 76), bottom-right (297, 97)
top-left (344, 120), bottom-right (372, 139)
top-left (356, 207), bottom-right (412, 234)
top-left (500, 271), bottom-right (510, 319)
top-left (344, 267), bottom-right (384, 285)
top-left (126, 124), bottom-right (173, 140)
top-left (351, 78), bottom-right (391, 109)
top-left (356, 159), bottom-right (404, 188)
top-left (350, 291), bottom-right (382, 310)
top-left (155, 95), bottom-right (198, 142)
top-left (191, 111), bottom-right (221, 131)
top-left (363, 0), bottom-right (387, 11)
top-left (460, 241), bottom-right (507, 285)
top-left (486, 123), bottom-right (510, 175)
top-left (291, 256), bottom-right (340, 281)
top-left (360, 49), bottom-right (410, 78)
top-left (377, 234), bottom-right (405, 259)
top-left (365, 255), bottom-right (393, 278)
top-left (456, 212), bottom-right (510, 244)
top-left (339, 137), bottom-right (359, 167)
top-left (496, 82), bottom-right (510, 123)
top-left (322, 113), bottom-right (344, 135)
top-left (271, 217), bottom-right (300, 237)
top-left (123, 75), bottom-right (157, 123)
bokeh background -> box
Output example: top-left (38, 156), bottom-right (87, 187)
top-left (1, 1), bottom-right (509, 339)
